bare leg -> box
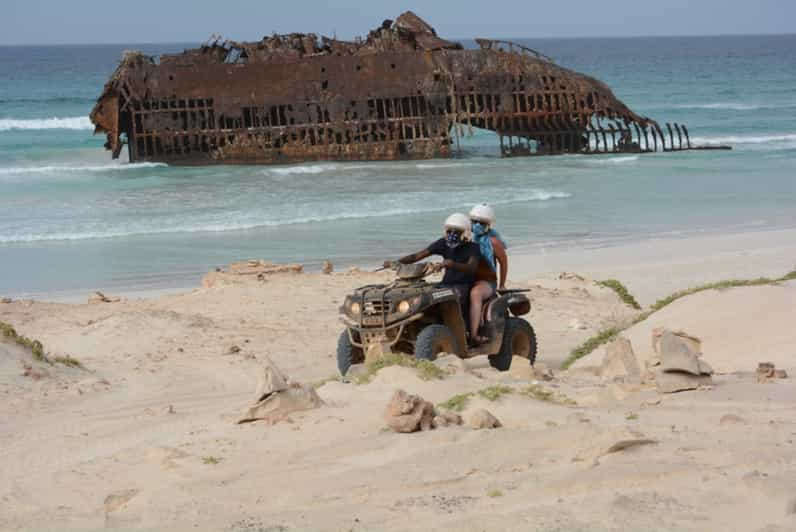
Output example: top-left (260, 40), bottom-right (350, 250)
top-left (469, 281), bottom-right (494, 343)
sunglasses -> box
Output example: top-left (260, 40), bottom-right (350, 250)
top-left (445, 228), bottom-right (464, 236)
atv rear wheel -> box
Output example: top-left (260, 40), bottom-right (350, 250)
top-left (415, 324), bottom-right (459, 361)
top-left (337, 329), bottom-right (364, 376)
top-left (489, 318), bottom-right (537, 371)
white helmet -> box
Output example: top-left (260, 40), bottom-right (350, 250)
top-left (443, 212), bottom-right (471, 241)
top-left (469, 203), bottom-right (495, 225)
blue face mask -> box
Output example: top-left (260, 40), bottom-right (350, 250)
top-left (445, 230), bottom-right (462, 248)
top-left (472, 221), bottom-right (488, 237)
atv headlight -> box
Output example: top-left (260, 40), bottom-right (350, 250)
top-left (349, 301), bottom-right (361, 315)
top-left (396, 296), bottom-right (422, 315)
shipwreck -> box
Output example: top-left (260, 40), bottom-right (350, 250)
top-left (90, 11), bottom-right (726, 165)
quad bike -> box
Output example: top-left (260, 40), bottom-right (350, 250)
top-left (337, 262), bottom-right (537, 376)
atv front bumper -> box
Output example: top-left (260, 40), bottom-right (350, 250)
top-left (340, 313), bottom-right (424, 349)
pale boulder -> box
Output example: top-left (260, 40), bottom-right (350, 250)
top-left (600, 337), bottom-right (641, 383)
top-left (655, 370), bottom-right (713, 394)
top-left (253, 358), bottom-right (289, 402)
top-left (466, 409), bottom-right (502, 430)
top-left (658, 331), bottom-right (703, 375)
top-left (238, 384), bottom-right (323, 424)
top-left (88, 291), bottom-right (120, 304)
top-left (384, 389), bottom-right (434, 433)
top-left (653, 329), bottom-right (714, 393)
top-left (238, 359), bottom-right (322, 424)
top-left (756, 362), bottom-right (788, 383)
top-left (432, 411), bottom-right (463, 428)
top-left (652, 328), bottom-right (702, 358)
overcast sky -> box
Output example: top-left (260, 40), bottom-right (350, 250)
top-left (2, 0), bottom-right (795, 45)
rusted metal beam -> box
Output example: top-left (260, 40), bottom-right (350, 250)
top-left (666, 123), bottom-right (675, 152)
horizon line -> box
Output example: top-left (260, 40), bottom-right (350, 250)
top-left (1, 31), bottom-right (794, 47)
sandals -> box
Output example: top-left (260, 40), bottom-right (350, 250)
top-left (468, 335), bottom-right (488, 348)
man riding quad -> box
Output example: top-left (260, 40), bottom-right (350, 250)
top-left (384, 212), bottom-right (480, 335)
top-left (336, 213), bottom-right (537, 375)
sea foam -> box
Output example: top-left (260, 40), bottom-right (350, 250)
top-left (691, 133), bottom-right (796, 145)
top-left (0, 162), bottom-right (167, 177)
top-left (266, 164), bottom-right (340, 175)
top-left (0, 189), bottom-right (572, 243)
top-left (0, 117), bottom-right (93, 131)
top-left (584, 156), bottom-right (639, 165)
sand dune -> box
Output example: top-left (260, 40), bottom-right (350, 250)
top-left (1, 230), bottom-right (795, 531)
top-left (575, 280), bottom-right (796, 374)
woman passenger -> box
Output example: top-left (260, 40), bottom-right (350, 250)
top-left (468, 203), bottom-right (508, 345)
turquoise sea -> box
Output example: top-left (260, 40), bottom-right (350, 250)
top-left (1, 36), bottom-right (795, 297)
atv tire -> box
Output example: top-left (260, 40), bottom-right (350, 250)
top-left (415, 324), bottom-right (459, 361)
top-left (489, 318), bottom-right (537, 371)
top-left (337, 330), bottom-right (364, 376)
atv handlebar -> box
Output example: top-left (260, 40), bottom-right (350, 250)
top-left (377, 261), bottom-right (444, 275)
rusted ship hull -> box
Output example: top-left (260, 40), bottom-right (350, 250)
top-left (90, 12), bottom-right (715, 166)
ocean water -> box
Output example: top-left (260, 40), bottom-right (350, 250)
top-left (1, 36), bottom-right (795, 297)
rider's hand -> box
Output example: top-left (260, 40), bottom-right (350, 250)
top-left (442, 259), bottom-right (454, 269)
top-left (427, 262), bottom-right (443, 274)
top-left (383, 260), bottom-right (395, 269)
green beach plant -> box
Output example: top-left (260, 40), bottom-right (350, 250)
top-left (2, 320), bottom-right (85, 369)
top-left (438, 384), bottom-right (574, 411)
top-left (438, 392), bottom-right (474, 412)
top-left (353, 353), bottom-right (446, 384)
top-left (476, 385), bottom-right (514, 401)
top-left (596, 279), bottom-right (642, 310)
top-left (1, 320), bottom-right (48, 363)
top-left (53, 355), bottom-right (84, 369)
top-left (438, 386), bottom-right (514, 412)
top-left (520, 384), bottom-right (577, 406)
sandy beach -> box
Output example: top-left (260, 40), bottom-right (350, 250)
top-left (1, 227), bottom-right (795, 531)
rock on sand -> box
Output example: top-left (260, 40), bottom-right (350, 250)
top-left (384, 389), bottom-right (434, 433)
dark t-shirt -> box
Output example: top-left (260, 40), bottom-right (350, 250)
top-left (427, 238), bottom-right (481, 286)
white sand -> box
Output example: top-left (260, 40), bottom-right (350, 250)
top-left (1, 228), bottom-right (795, 531)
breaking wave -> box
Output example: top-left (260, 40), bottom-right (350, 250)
top-left (263, 160), bottom-right (496, 175)
top-left (675, 102), bottom-right (765, 111)
top-left (267, 164), bottom-right (340, 175)
top-left (414, 162), bottom-right (474, 169)
top-left (0, 162), bottom-right (167, 177)
top-left (583, 156), bottom-right (639, 165)
top-left (0, 96), bottom-right (94, 105)
top-left (0, 117), bottom-right (93, 131)
top-left (0, 189), bottom-right (572, 243)
top-left (691, 133), bottom-right (796, 145)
